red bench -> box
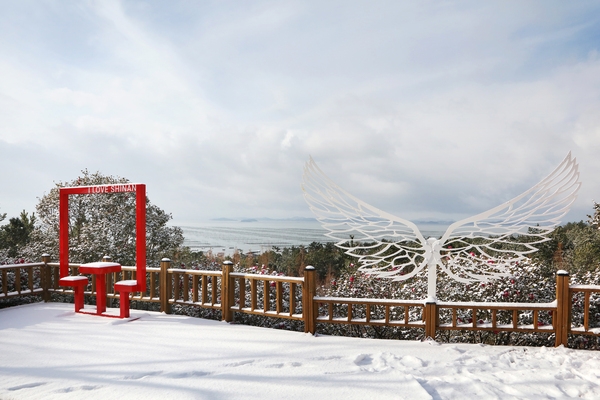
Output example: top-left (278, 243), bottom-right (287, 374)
top-left (114, 280), bottom-right (139, 318)
top-left (59, 276), bottom-right (89, 312)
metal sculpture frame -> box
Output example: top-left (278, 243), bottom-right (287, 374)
top-left (302, 153), bottom-right (580, 300)
top-left (59, 183), bottom-right (146, 292)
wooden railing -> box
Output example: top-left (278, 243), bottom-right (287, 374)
top-left (569, 283), bottom-right (600, 336)
top-left (2, 257), bottom-right (600, 347)
top-left (228, 271), bottom-right (304, 321)
top-left (167, 266), bottom-right (223, 312)
top-left (435, 301), bottom-right (557, 333)
top-left (0, 261), bottom-right (47, 301)
top-left (313, 297), bottom-right (426, 328)
top-left (165, 261), bottom-right (311, 326)
top-left (40, 258), bottom-right (315, 330)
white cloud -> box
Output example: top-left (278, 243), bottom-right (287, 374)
top-left (0, 1), bottom-right (599, 226)
top-left (281, 131), bottom-right (295, 149)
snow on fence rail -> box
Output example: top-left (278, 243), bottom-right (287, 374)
top-left (2, 257), bottom-right (600, 347)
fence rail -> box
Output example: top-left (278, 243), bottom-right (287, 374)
top-left (314, 296), bottom-right (426, 328)
top-left (0, 262), bottom-right (46, 300)
top-left (230, 269), bottom-right (305, 321)
top-left (569, 283), bottom-right (600, 336)
top-left (435, 301), bottom-right (557, 333)
top-left (1, 257), bottom-right (599, 347)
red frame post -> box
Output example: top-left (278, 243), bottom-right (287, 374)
top-left (59, 183), bottom-right (146, 291)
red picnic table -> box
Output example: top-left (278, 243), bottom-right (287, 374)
top-left (78, 262), bottom-right (122, 315)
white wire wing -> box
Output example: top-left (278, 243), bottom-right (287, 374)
top-left (302, 153), bottom-right (580, 284)
top-left (302, 158), bottom-right (429, 280)
top-left (438, 152), bottom-right (580, 283)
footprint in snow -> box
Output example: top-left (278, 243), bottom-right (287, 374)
top-left (55, 385), bottom-right (100, 393)
top-left (445, 346), bottom-right (467, 354)
top-left (353, 354), bottom-right (373, 366)
top-left (312, 355), bottom-right (343, 361)
top-left (555, 371), bottom-right (576, 380)
top-left (266, 362), bottom-right (302, 368)
top-left (400, 355), bottom-right (425, 368)
top-left (123, 370), bottom-right (162, 380)
top-left (166, 371), bottom-right (210, 379)
top-left (225, 359), bottom-right (255, 367)
top-left (8, 382), bottom-right (47, 391)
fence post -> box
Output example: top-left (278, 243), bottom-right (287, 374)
top-left (555, 270), bottom-right (570, 347)
top-left (303, 266), bottom-right (317, 334)
top-left (160, 258), bottom-right (172, 314)
top-left (42, 254), bottom-right (51, 302)
top-left (222, 261), bottom-right (234, 322)
top-left (424, 299), bottom-right (437, 339)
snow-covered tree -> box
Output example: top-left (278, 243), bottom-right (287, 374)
top-left (23, 170), bottom-right (184, 267)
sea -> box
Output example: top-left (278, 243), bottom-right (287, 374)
top-left (179, 219), bottom-right (447, 255)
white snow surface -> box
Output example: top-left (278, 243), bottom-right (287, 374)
top-left (2, 303), bottom-right (600, 400)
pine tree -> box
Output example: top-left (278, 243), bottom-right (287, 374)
top-left (0, 211), bottom-right (36, 257)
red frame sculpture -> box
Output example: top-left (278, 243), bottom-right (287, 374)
top-left (59, 183), bottom-right (146, 292)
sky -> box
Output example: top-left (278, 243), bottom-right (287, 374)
top-left (1, 1), bottom-right (600, 227)
top-left (2, 302), bottom-right (600, 399)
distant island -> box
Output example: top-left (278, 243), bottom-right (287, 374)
top-left (205, 217), bottom-right (456, 225)
top-left (209, 217), bottom-right (318, 222)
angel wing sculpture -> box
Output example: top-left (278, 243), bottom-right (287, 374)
top-left (302, 153), bottom-right (580, 300)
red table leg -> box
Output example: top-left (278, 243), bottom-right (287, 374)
top-left (96, 274), bottom-right (107, 314)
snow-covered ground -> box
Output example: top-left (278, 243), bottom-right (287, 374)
top-left (1, 303), bottom-right (600, 399)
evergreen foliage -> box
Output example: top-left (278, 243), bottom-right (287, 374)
top-left (222, 242), bottom-right (350, 280)
top-left (589, 201), bottom-right (600, 229)
top-left (0, 211), bottom-right (36, 258)
top-left (533, 221), bottom-right (600, 274)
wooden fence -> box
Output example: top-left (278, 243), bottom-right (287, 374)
top-left (1, 257), bottom-right (599, 347)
